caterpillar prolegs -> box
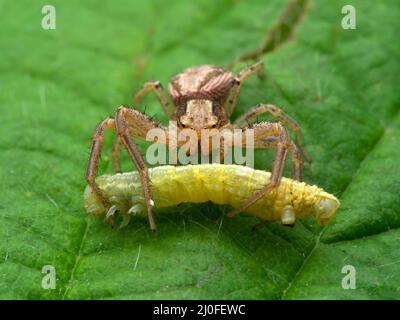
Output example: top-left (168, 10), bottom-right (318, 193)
top-left (83, 164), bottom-right (340, 228)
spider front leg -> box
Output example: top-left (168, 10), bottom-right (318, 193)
top-left (223, 61), bottom-right (265, 116)
top-left (254, 137), bottom-right (303, 181)
top-left (86, 117), bottom-right (116, 213)
top-left (290, 142), bottom-right (303, 181)
top-left (227, 121), bottom-right (291, 218)
top-left (115, 106), bottom-right (168, 231)
top-left (133, 80), bottom-right (175, 118)
top-left (111, 138), bottom-right (122, 173)
top-left (234, 103), bottom-right (312, 165)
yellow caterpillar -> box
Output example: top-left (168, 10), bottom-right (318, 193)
top-left (84, 164), bottom-right (340, 228)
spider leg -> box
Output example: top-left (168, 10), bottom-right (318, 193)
top-left (233, 103), bottom-right (312, 165)
top-left (223, 61), bottom-right (265, 117)
top-left (111, 138), bottom-right (122, 173)
top-left (85, 117), bottom-right (116, 213)
top-left (227, 121), bottom-right (291, 217)
top-left (237, 60), bottom-right (265, 80)
top-left (133, 80), bottom-right (175, 118)
top-left (115, 106), bottom-right (168, 231)
top-left (112, 116), bottom-right (162, 174)
top-left (290, 141), bottom-right (303, 181)
top-left (254, 137), bottom-right (303, 181)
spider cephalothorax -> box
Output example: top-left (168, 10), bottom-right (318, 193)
top-left (85, 61), bottom-right (312, 230)
top-left (169, 65), bottom-right (235, 132)
top-left (169, 65), bottom-right (234, 105)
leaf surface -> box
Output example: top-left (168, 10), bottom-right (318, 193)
top-left (0, 0), bottom-right (399, 299)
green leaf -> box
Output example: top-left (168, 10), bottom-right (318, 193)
top-left (0, 0), bottom-right (399, 299)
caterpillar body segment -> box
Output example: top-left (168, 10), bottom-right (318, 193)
top-left (84, 164), bottom-right (340, 227)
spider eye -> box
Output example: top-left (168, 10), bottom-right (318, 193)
top-left (181, 124), bottom-right (187, 128)
top-left (212, 124), bottom-right (217, 128)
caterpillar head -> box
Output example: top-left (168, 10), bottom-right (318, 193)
top-left (83, 187), bottom-right (142, 229)
top-left (84, 173), bottom-right (146, 215)
top-left (314, 192), bottom-right (340, 225)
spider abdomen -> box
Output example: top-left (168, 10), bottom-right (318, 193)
top-left (168, 65), bottom-right (234, 103)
